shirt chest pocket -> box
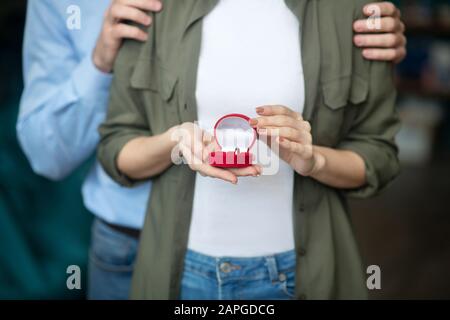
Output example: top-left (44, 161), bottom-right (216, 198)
top-left (130, 58), bottom-right (181, 134)
top-left (312, 74), bottom-right (369, 147)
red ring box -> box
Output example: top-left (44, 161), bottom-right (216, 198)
top-left (209, 114), bottom-right (257, 168)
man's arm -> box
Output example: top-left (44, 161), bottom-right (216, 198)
top-left (354, 1), bottom-right (407, 63)
top-left (17, 0), bottom-right (161, 181)
top-left (17, 0), bottom-right (114, 180)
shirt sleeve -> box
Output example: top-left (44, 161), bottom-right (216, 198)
top-left (16, 0), bottom-right (112, 181)
top-left (338, 61), bottom-right (401, 199)
top-left (97, 38), bottom-right (152, 187)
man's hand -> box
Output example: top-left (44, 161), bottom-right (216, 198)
top-left (93, 0), bottom-right (163, 73)
top-left (353, 2), bottom-right (407, 63)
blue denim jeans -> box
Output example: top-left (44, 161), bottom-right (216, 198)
top-left (180, 249), bottom-right (296, 300)
top-left (87, 218), bottom-right (138, 300)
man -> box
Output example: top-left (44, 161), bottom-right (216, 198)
top-left (17, 0), bottom-right (407, 300)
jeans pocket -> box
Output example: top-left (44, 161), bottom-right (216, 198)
top-left (89, 219), bottom-right (137, 273)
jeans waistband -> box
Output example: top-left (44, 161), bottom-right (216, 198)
top-left (184, 249), bottom-right (296, 282)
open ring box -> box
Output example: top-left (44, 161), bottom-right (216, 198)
top-left (209, 113), bottom-right (257, 168)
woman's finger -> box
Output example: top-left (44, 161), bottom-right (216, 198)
top-left (278, 137), bottom-right (303, 155)
top-left (202, 130), bottom-right (214, 144)
top-left (302, 120), bottom-right (312, 132)
top-left (182, 125), bottom-right (208, 161)
top-left (251, 116), bottom-right (311, 133)
top-left (249, 115), bottom-right (303, 130)
top-left (258, 127), bottom-right (312, 144)
top-left (278, 137), bottom-right (314, 160)
top-left (179, 142), bottom-right (200, 166)
top-left (202, 131), bottom-right (221, 163)
top-left (228, 165), bottom-right (262, 177)
top-left (200, 164), bottom-right (238, 184)
top-left (256, 105), bottom-right (301, 120)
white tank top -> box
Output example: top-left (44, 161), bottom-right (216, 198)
top-left (188, 0), bottom-right (305, 257)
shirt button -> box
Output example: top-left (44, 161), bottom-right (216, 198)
top-left (299, 248), bottom-right (307, 256)
top-left (299, 294), bottom-right (307, 300)
top-left (278, 273), bottom-right (287, 282)
top-left (220, 262), bottom-right (232, 273)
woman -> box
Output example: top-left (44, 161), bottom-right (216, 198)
top-left (98, 0), bottom-right (400, 300)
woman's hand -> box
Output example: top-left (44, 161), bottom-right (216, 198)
top-left (250, 106), bottom-right (325, 177)
top-left (174, 123), bottom-right (261, 184)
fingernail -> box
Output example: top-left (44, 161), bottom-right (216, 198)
top-left (256, 107), bottom-right (264, 114)
top-left (249, 119), bottom-right (258, 126)
top-left (154, 1), bottom-right (163, 11)
top-left (354, 20), bottom-right (364, 31)
top-left (364, 5), bottom-right (374, 15)
top-left (354, 35), bottom-right (364, 47)
top-left (363, 49), bottom-right (373, 58)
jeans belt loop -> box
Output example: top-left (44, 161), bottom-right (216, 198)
top-left (265, 256), bottom-right (279, 283)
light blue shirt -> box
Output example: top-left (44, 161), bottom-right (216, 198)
top-left (17, 0), bottom-right (151, 229)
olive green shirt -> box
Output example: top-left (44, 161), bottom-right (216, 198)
top-left (98, 0), bottom-right (400, 300)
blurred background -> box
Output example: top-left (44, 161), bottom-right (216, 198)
top-left (0, 0), bottom-right (449, 299)
top-left (352, 0), bottom-right (450, 299)
top-left (0, 1), bottom-right (91, 299)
